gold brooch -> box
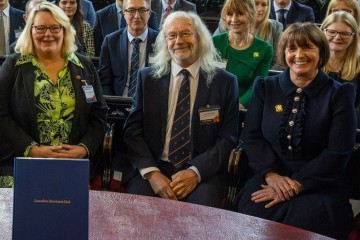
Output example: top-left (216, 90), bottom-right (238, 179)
top-left (253, 52), bottom-right (259, 57)
top-left (275, 104), bottom-right (283, 112)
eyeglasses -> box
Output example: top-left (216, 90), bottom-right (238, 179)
top-left (331, 8), bottom-right (353, 14)
top-left (323, 29), bottom-right (355, 39)
top-left (32, 25), bottom-right (63, 34)
top-left (165, 32), bottom-right (194, 41)
top-left (124, 8), bottom-right (150, 15)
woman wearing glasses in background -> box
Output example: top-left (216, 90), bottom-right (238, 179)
top-left (55, 0), bottom-right (95, 57)
top-left (321, 11), bottom-right (360, 127)
top-left (0, 2), bottom-right (107, 187)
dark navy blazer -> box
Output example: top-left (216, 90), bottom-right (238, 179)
top-left (97, 27), bottom-right (158, 96)
top-left (9, 6), bottom-right (25, 47)
top-left (270, 0), bottom-right (315, 29)
top-left (94, 3), bottom-right (159, 56)
top-left (123, 67), bottom-right (239, 181)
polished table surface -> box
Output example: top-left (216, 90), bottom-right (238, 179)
top-left (0, 188), bottom-right (332, 240)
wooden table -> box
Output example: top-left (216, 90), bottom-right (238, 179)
top-left (0, 188), bottom-right (332, 240)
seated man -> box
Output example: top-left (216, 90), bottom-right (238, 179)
top-left (97, 0), bottom-right (158, 96)
top-left (0, 0), bottom-right (25, 55)
top-left (94, 0), bottom-right (158, 56)
top-left (270, 0), bottom-right (315, 29)
top-left (151, 0), bottom-right (196, 26)
top-left (123, 11), bottom-right (238, 208)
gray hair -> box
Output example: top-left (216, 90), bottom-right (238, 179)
top-left (151, 11), bottom-right (221, 84)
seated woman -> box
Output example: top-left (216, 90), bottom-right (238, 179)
top-left (56, 0), bottom-right (95, 57)
top-left (212, 0), bottom-right (273, 109)
top-left (321, 11), bottom-right (360, 127)
top-left (326, 0), bottom-right (360, 25)
top-left (214, 0), bottom-right (282, 70)
top-left (0, 2), bottom-right (107, 186)
top-left (236, 22), bottom-right (356, 239)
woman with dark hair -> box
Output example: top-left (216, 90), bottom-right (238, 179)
top-left (236, 22), bottom-right (356, 239)
top-left (56, 0), bottom-right (95, 57)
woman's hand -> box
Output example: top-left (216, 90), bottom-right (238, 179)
top-left (251, 184), bottom-right (284, 208)
top-left (265, 172), bottom-right (302, 201)
top-left (29, 144), bottom-right (88, 159)
top-left (54, 144), bottom-right (88, 159)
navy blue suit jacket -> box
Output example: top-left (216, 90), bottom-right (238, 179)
top-left (9, 6), bottom-right (25, 47)
top-left (270, 0), bottom-right (315, 29)
top-left (98, 27), bottom-right (158, 96)
top-left (81, 0), bottom-right (96, 27)
top-left (123, 67), bottom-right (239, 181)
top-left (94, 3), bottom-right (159, 56)
top-left (152, 0), bottom-right (196, 26)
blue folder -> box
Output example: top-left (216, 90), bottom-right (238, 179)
top-left (12, 157), bottom-right (89, 240)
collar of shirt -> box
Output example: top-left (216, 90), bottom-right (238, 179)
top-left (16, 53), bottom-right (84, 68)
top-left (273, 0), bottom-right (291, 12)
top-left (127, 28), bottom-right (148, 43)
top-left (171, 60), bottom-right (200, 80)
top-left (162, 0), bottom-right (177, 11)
top-left (115, 3), bottom-right (122, 14)
top-left (2, 4), bottom-right (10, 16)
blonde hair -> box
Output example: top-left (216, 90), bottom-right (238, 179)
top-left (15, 1), bottom-right (77, 57)
top-left (321, 11), bottom-right (360, 81)
top-left (326, 0), bottom-right (360, 25)
top-left (221, 0), bottom-right (256, 31)
top-left (256, 0), bottom-right (271, 40)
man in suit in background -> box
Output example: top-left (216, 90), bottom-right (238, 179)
top-left (270, 0), bottom-right (315, 30)
top-left (98, 0), bottom-right (158, 96)
top-left (94, 0), bottom-right (158, 56)
top-left (152, 0), bottom-right (196, 26)
top-left (123, 11), bottom-right (238, 207)
top-left (80, 0), bottom-right (96, 27)
top-left (0, 0), bottom-right (25, 55)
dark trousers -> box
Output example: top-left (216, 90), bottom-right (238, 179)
top-left (126, 161), bottom-right (226, 208)
top-left (236, 174), bottom-right (353, 240)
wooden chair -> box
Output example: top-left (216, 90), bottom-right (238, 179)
top-left (90, 96), bottom-right (132, 192)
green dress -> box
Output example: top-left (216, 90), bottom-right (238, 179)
top-left (213, 33), bottom-right (273, 108)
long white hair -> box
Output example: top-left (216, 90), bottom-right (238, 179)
top-left (151, 11), bottom-right (221, 84)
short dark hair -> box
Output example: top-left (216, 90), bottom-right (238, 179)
top-left (277, 22), bottom-right (330, 69)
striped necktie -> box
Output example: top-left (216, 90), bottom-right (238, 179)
top-left (0, 12), bottom-right (6, 56)
top-left (168, 69), bottom-right (191, 168)
top-left (163, 5), bottom-right (172, 21)
top-left (128, 38), bottom-right (141, 97)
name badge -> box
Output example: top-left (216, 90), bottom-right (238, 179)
top-left (148, 53), bottom-right (155, 66)
top-left (198, 105), bottom-right (220, 125)
top-left (14, 28), bottom-right (22, 39)
top-left (82, 85), bottom-right (97, 103)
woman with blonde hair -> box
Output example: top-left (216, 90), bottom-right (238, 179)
top-left (212, 0), bottom-right (273, 109)
top-left (0, 2), bottom-right (107, 186)
top-left (326, 0), bottom-right (360, 24)
top-left (321, 11), bottom-right (360, 127)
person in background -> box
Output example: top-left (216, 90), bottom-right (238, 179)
top-left (93, 0), bottom-right (158, 56)
top-left (321, 11), bottom-right (360, 127)
top-left (269, 0), bottom-right (315, 30)
top-left (98, 0), bottom-right (158, 96)
top-left (0, 0), bottom-right (25, 55)
top-left (151, 0), bottom-right (196, 27)
top-left (80, 0), bottom-right (95, 27)
top-left (213, 0), bottom-right (273, 109)
top-left (123, 11), bottom-right (238, 208)
top-left (55, 0), bottom-right (95, 57)
top-left (236, 22), bottom-right (356, 240)
top-left (326, 0), bottom-right (360, 25)
top-left (0, 2), bottom-right (107, 186)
